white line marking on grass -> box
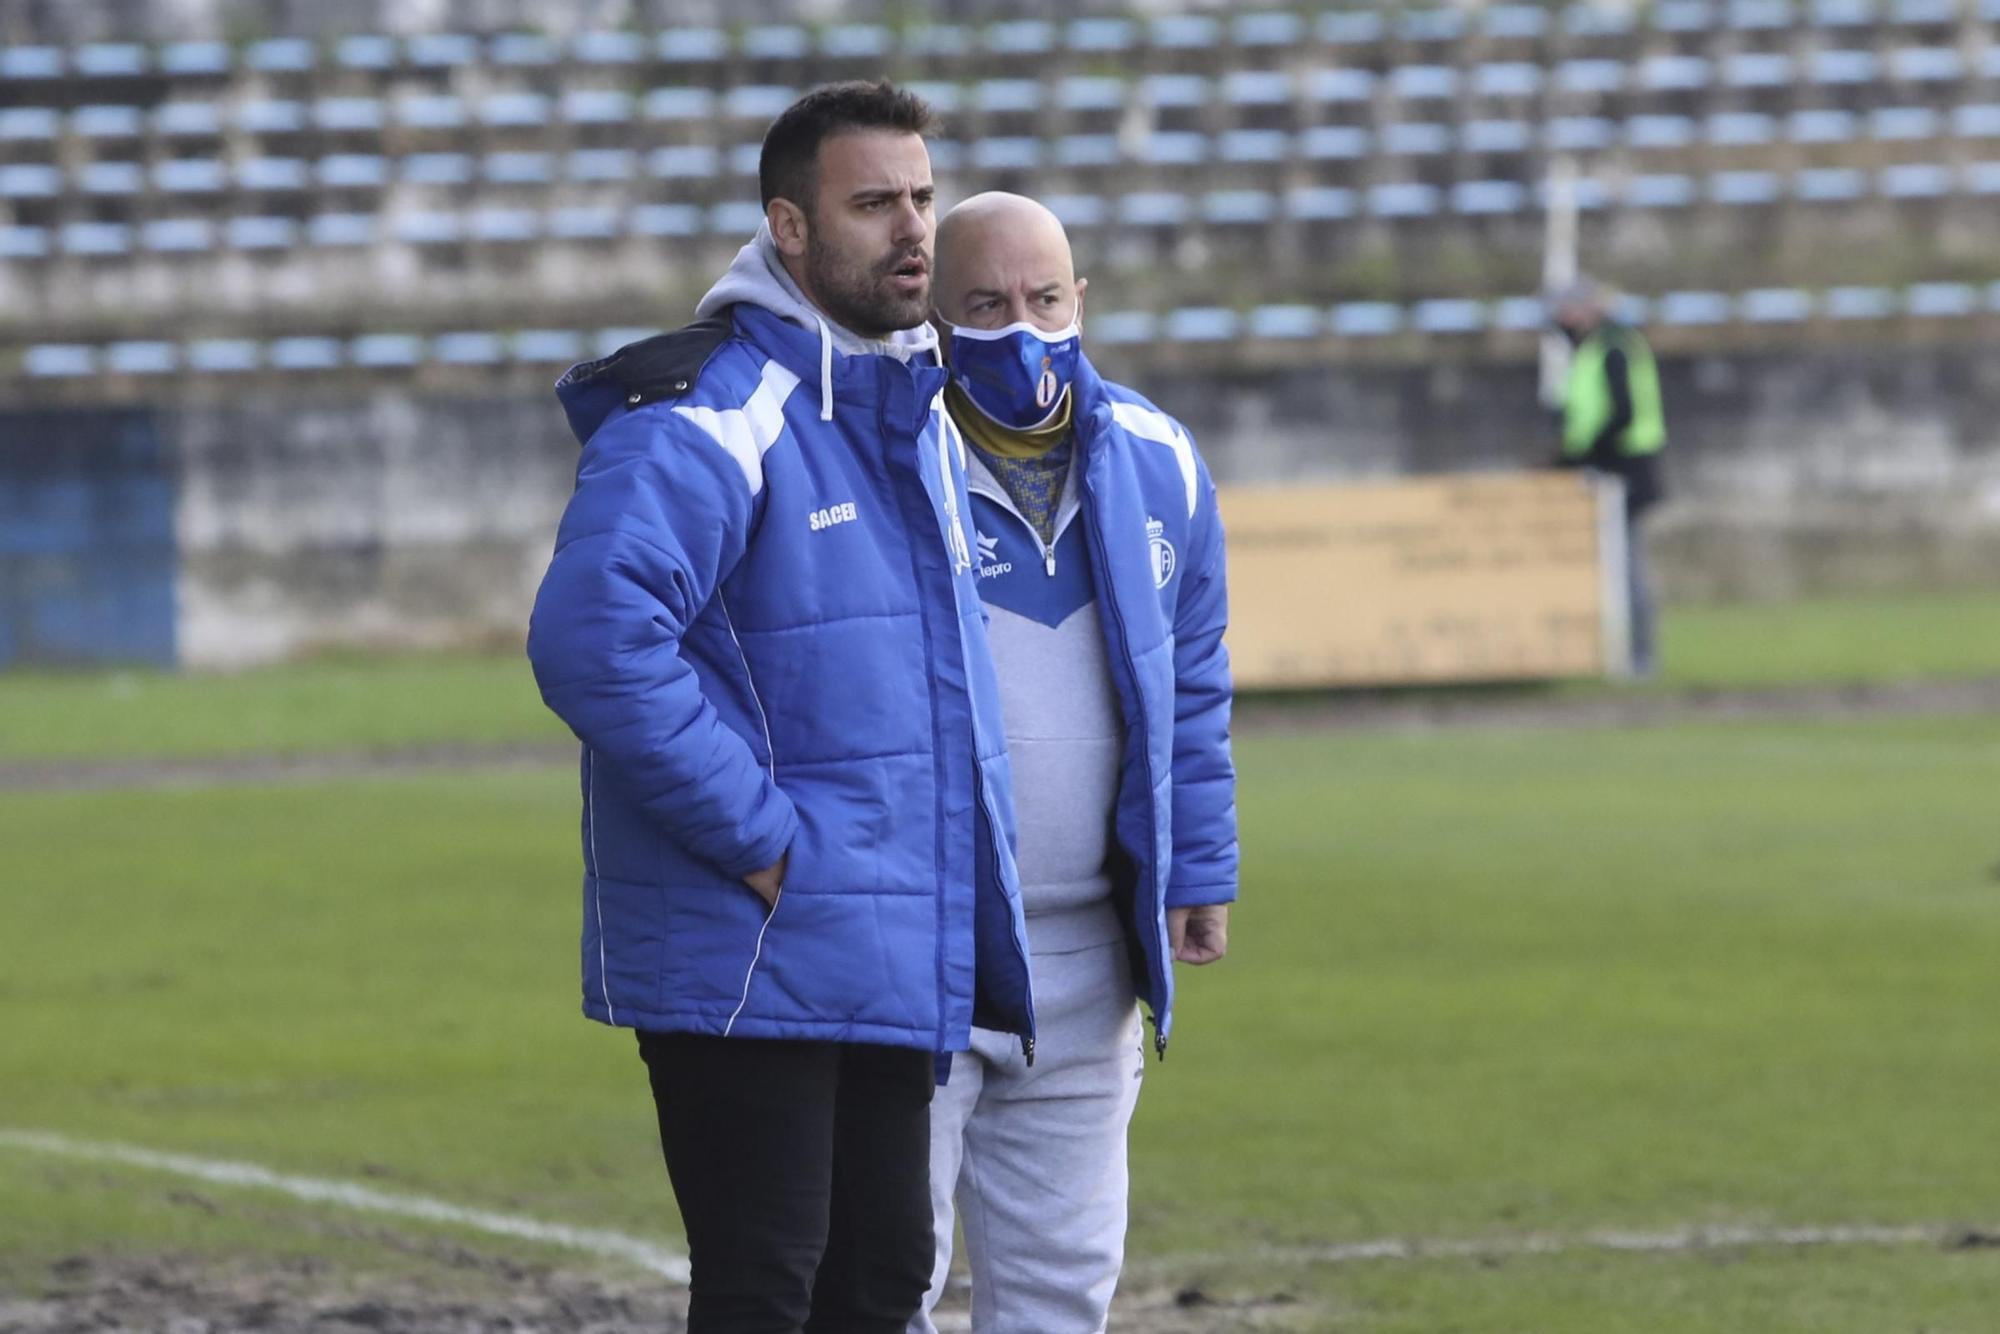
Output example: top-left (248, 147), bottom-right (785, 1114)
top-left (0, 1129), bottom-right (688, 1283)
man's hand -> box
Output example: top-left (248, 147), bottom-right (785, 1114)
top-left (743, 852), bottom-right (788, 910)
top-left (1168, 904), bottom-right (1229, 965)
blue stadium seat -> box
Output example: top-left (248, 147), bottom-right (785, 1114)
top-left (409, 34), bottom-right (477, 68)
top-left (927, 141), bottom-right (965, 170)
top-left (1894, 0), bottom-right (1960, 21)
top-left (659, 29), bottom-right (728, 61)
top-left (1234, 12), bottom-right (1304, 45)
top-left (316, 98), bottom-right (382, 132)
top-left (986, 21), bottom-right (1055, 54)
top-left (81, 162), bottom-right (143, 194)
top-left (1044, 195), bottom-right (1108, 228)
top-left (643, 88), bottom-right (715, 121)
top-left (1654, 0), bottom-right (1714, 31)
top-left (515, 330), bottom-right (586, 362)
top-left (437, 332), bottom-right (509, 364)
top-left (1331, 302), bottom-right (1403, 337)
top-left (1642, 56), bottom-right (1710, 90)
top-left (1318, 11), bottom-right (1385, 43)
top-left (1066, 18), bottom-right (1134, 51)
top-left (270, 338), bottom-right (343, 371)
top-left (396, 212), bottom-right (463, 245)
top-left (1982, 49), bottom-right (2000, 80)
top-left (976, 79), bottom-right (1042, 113)
top-left (1564, 4), bottom-right (1634, 33)
top-left (1305, 69), bottom-right (1375, 103)
top-left (1400, 8), bottom-right (1468, 41)
top-left (485, 152), bottom-right (554, 184)
top-left (309, 214), bottom-right (378, 246)
top-left (1547, 117), bottom-right (1617, 151)
top-left (1879, 163), bottom-right (1952, 197)
top-left (973, 138), bottom-right (1043, 170)
top-left (470, 208), bottom-right (540, 242)
top-left (1247, 305), bottom-right (1322, 338)
top-left (1825, 286), bottom-right (1896, 318)
top-left (596, 327), bottom-right (660, 357)
top-left (1494, 297), bottom-right (1547, 330)
top-left (403, 153), bottom-right (473, 185)
top-left (1383, 123), bottom-right (1452, 156)
top-left (352, 335), bottom-right (424, 368)
top-left (1789, 109), bottom-right (1858, 143)
top-left (904, 25), bottom-right (970, 57)
top-left (248, 39), bottom-right (314, 72)
top-left (320, 154), bottom-right (389, 188)
top-left (822, 25), bottom-right (892, 57)
top-left (1091, 312), bottom-right (1158, 345)
top-left (1300, 126), bottom-right (1371, 159)
top-left (162, 41), bottom-right (230, 74)
top-left (1150, 15), bottom-right (1219, 48)
top-left (0, 107), bottom-right (59, 139)
top-left (1391, 66), bottom-right (1459, 100)
top-left (1369, 183), bottom-right (1441, 217)
top-left (155, 159), bottom-right (227, 193)
top-left (238, 157), bottom-right (309, 191)
top-left (549, 207), bottom-right (623, 239)
top-left (1794, 167), bottom-right (1867, 200)
top-left (1657, 291), bottom-right (1731, 324)
top-left (107, 342), bottom-right (179, 374)
top-left (631, 205), bottom-right (703, 236)
top-left (156, 102), bottom-right (223, 135)
top-left (492, 33), bottom-right (556, 65)
top-left (1285, 186), bottom-right (1358, 219)
top-left (228, 217), bottom-right (298, 249)
top-left (400, 94), bottom-right (467, 129)
top-left (1139, 132), bottom-right (1209, 165)
top-left (1712, 170), bottom-right (1782, 204)
top-left (564, 90), bottom-right (634, 124)
top-left (0, 225), bottom-right (49, 257)
top-left (1871, 107), bottom-right (1939, 139)
top-left (568, 149), bottom-right (635, 181)
top-left (1202, 189), bottom-right (1277, 223)
top-left (1463, 120), bottom-right (1533, 153)
top-left (743, 25), bottom-right (810, 59)
top-left (1725, 53), bottom-right (1792, 87)
top-left (238, 100), bottom-right (306, 133)
top-left (481, 93), bottom-right (552, 127)
top-left (1, 46), bottom-right (63, 79)
top-left (1482, 5), bottom-right (1550, 37)
top-left (76, 44), bottom-right (147, 76)
top-left (1118, 191), bottom-right (1192, 225)
top-left (1558, 59), bottom-right (1627, 93)
top-left (0, 164), bottom-right (59, 197)
top-left (1964, 162), bottom-right (2000, 194)
top-left (1453, 180), bottom-right (1527, 214)
top-left (1895, 47), bottom-right (1963, 82)
top-left (1709, 112), bottom-right (1777, 145)
top-left (337, 36), bottom-right (396, 69)
top-left (904, 82), bottom-right (961, 114)
top-left (1811, 50), bottom-right (1878, 84)
top-left (142, 220), bottom-right (212, 252)
top-left (1059, 77), bottom-right (1124, 111)
top-left (1054, 135), bottom-right (1120, 167)
top-left (1473, 62), bottom-right (1542, 97)
top-left (710, 202), bottom-right (768, 235)
top-left (1146, 74), bottom-right (1212, 108)
top-left (1742, 288), bottom-right (1812, 322)
top-left (1413, 300), bottom-right (1486, 334)
top-left (1625, 174), bottom-right (1697, 207)
top-left (187, 340), bottom-right (260, 372)
top-left (1166, 308), bottom-right (1241, 341)
top-left (1727, 0), bottom-right (1793, 27)
top-left (725, 87), bottom-right (796, 119)
top-left (1907, 282), bottom-right (1978, 316)
top-left (25, 346), bottom-right (97, 377)
top-left (74, 105), bottom-right (144, 138)
top-left (1627, 115), bottom-right (1697, 148)
top-left (1225, 71), bottom-right (1291, 106)
top-left (575, 31), bottom-right (645, 64)
top-left (1220, 129), bottom-right (1290, 162)
top-left (62, 222), bottom-right (131, 255)
top-left (1809, 0), bottom-right (1872, 24)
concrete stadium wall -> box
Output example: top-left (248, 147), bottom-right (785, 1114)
top-left (4, 340), bottom-right (1997, 668)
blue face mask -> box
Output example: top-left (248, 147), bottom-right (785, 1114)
top-left (944, 319), bottom-right (1082, 430)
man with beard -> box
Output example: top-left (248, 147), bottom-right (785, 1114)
top-left (529, 84), bottom-right (1033, 1334)
top-left (912, 193), bottom-right (1239, 1333)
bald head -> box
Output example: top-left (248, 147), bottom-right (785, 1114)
top-left (934, 191), bottom-right (1087, 334)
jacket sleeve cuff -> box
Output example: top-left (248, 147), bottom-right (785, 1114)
top-left (1165, 879), bottom-right (1238, 909)
top-left (715, 792), bottom-right (800, 880)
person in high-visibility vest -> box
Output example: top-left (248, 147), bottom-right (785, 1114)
top-left (1551, 279), bottom-right (1667, 677)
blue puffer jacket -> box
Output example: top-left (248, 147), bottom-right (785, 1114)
top-left (528, 303), bottom-right (1034, 1056)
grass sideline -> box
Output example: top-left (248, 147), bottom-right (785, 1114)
top-left (2, 589), bottom-right (1998, 765)
top-left (4, 711), bottom-right (2000, 1329)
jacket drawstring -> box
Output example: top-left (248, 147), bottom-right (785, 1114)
top-left (813, 315), bottom-right (834, 421)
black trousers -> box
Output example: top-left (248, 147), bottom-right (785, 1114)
top-left (636, 1030), bottom-right (936, 1334)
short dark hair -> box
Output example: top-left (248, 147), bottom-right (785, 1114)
top-left (758, 80), bottom-right (938, 215)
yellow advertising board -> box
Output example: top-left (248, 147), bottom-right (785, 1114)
top-left (1219, 471), bottom-right (1628, 688)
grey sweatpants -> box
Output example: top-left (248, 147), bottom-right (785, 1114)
top-left (911, 934), bottom-right (1146, 1334)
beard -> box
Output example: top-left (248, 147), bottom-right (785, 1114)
top-left (803, 228), bottom-right (930, 339)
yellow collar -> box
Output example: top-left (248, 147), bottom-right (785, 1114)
top-left (946, 383), bottom-right (1073, 460)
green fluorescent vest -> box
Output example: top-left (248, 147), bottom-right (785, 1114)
top-left (1562, 326), bottom-right (1667, 458)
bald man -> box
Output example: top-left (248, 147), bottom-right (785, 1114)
top-left (914, 193), bottom-right (1240, 1333)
